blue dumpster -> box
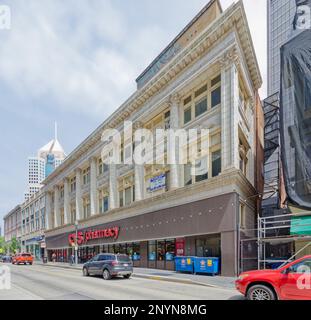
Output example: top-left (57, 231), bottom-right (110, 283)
top-left (175, 256), bottom-right (195, 273)
top-left (193, 257), bottom-right (220, 275)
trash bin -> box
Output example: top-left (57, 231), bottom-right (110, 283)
top-left (193, 257), bottom-right (220, 276)
top-left (175, 256), bottom-right (195, 273)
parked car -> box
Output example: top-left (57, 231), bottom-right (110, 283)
top-left (1, 255), bottom-right (12, 263)
top-left (12, 253), bottom-right (34, 265)
top-left (236, 255), bottom-right (311, 300)
top-left (82, 254), bottom-right (133, 280)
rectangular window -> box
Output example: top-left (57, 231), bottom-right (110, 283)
top-left (211, 86), bottom-right (221, 108)
top-left (125, 187), bottom-right (132, 206)
top-left (165, 239), bottom-right (175, 261)
top-left (157, 240), bottom-right (165, 261)
top-left (104, 196), bottom-right (109, 212)
top-left (70, 177), bottom-right (76, 192)
top-left (195, 158), bottom-right (208, 182)
top-left (184, 96), bottom-right (192, 105)
top-left (148, 241), bottom-right (156, 261)
top-left (184, 107), bottom-right (192, 124)
top-left (83, 168), bottom-right (90, 185)
top-left (212, 150), bottom-right (221, 177)
top-left (119, 191), bottom-right (124, 208)
top-left (211, 75), bottom-right (221, 87)
top-left (195, 84), bottom-right (207, 98)
top-left (195, 97), bottom-right (208, 118)
top-left (184, 164), bottom-right (192, 186)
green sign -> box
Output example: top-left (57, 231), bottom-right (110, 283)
top-left (291, 216), bottom-right (311, 236)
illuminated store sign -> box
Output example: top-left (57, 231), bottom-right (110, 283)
top-left (68, 227), bottom-right (120, 245)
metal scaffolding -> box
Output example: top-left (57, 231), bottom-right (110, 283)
top-left (257, 211), bottom-right (311, 270)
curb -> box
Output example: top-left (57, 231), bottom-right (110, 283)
top-left (132, 273), bottom-right (219, 288)
top-left (39, 263), bottom-right (222, 289)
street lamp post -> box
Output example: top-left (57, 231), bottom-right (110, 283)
top-left (74, 220), bottom-right (79, 265)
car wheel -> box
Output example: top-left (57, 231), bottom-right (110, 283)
top-left (247, 285), bottom-right (276, 301)
top-left (123, 274), bottom-right (131, 279)
top-left (103, 269), bottom-right (112, 280)
top-left (83, 267), bottom-right (89, 277)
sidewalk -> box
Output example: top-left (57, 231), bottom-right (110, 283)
top-left (37, 261), bottom-right (236, 290)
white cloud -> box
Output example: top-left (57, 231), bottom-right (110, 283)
top-left (0, 0), bottom-right (267, 121)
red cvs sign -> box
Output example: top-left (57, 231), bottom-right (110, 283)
top-left (68, 226), bottom-right (120, 245)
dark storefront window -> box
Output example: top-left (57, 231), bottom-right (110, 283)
top-left (127, 243), bottom-right (133, 258)
top-left (196, 235), bottom-right (221, 258)
top-left (119, 243), bottom-right (127, 254)
top-left (148, 240), bottom-right (176, 262)
top-left (148, 241), bottom-right (156, 261)
top-left (157, 240), bottom-right (165, 261)
top-left (132, 243), bottom-right (140, 261)
top-left (165, 239), bottom-right (175, 261)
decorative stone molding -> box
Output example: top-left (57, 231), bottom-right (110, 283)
top-left (169, 92), bottom-right (180, 105)
top-left (219, 46), bottom-right (240, 69)
top-left (133, 121), bottom-right (143, 130)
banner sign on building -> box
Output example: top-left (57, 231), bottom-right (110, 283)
top-left (280, 30), bottom-right (311, 208)
top-left (291, 216), bottom-right (311, 235)
top-left (148, 174), bottom-right (166, 193)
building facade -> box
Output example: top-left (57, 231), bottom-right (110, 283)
top-left (21, 190), bottom-right (47, 260)
top-left (43, 0), bottom-right (263, 276)
top-left (267, 0), bottom-right (303, 96)
top-left (24, 130), bottom-right (66, 201)
top-left (3, 205), bottom-right (22, 253)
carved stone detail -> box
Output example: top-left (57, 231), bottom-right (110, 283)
top-left (219, 46), bottom-right (240, 69)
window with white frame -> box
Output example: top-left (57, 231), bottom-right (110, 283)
top-left (183, 74), bottom-right (221, 125)
top-left (98, 158), bottom-right (108, 176)
top-left (70, 177), bottom-right (76, 192)
top-left (83, 167), bottom-right (90, 185)
top-left (99, 190), bottom-right (109, 214)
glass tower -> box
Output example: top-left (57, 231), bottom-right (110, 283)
top-left (267, 0), bottom-right (298, 96)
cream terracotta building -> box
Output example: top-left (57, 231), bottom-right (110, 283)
top-left (41, 0), bottom-right (263, 276)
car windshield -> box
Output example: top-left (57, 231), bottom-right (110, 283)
top-left (117, 255), bottom-right (130, 262)
top-left (22, 254), bottom-right (31, 257)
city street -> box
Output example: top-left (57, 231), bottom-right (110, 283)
top-left (0, 264), bottom-right (243, 300)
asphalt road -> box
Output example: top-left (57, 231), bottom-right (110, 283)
top-left (0, 263), bottom-right (243, 300)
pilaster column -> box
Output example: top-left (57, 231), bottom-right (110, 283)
top-left (63, 178), bottom-right (70, 224)
top-left (109, 164), bottom-right (118, 210)
top-left (169, 93), bottom-right (182, 190)
top-left (220, 47), bottom-right (240, 171)
top-left (90, 157), bottom-right (97, 216)
top-left (75, 168), bottom-right (82, 221)
top-left (45, 191), bottom-right (53, 230)
top-left (54, 186), bottom-right (60, 228)
top-left (134, 165), bottom-right (144, 201)
top-left (133, 121), bottom-right (145, 201)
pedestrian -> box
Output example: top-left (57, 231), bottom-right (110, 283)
top-left (70, 254), bottom-right (75, 265)
top-left (52, 252), bottom-right (56, 263)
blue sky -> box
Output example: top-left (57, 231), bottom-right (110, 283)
top-left (0, 0), bottom-right (267, 229)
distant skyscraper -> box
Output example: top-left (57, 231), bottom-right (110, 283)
top-left (267, 0), bottom-right (300, 96)
top-left (24, 123), bottom-right (66, 200)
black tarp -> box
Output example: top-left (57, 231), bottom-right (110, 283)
top-left (280, 30), bottom-right (311, 208)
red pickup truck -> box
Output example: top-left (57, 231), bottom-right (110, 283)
top-left (12, 253), bottom-right (34, 265)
